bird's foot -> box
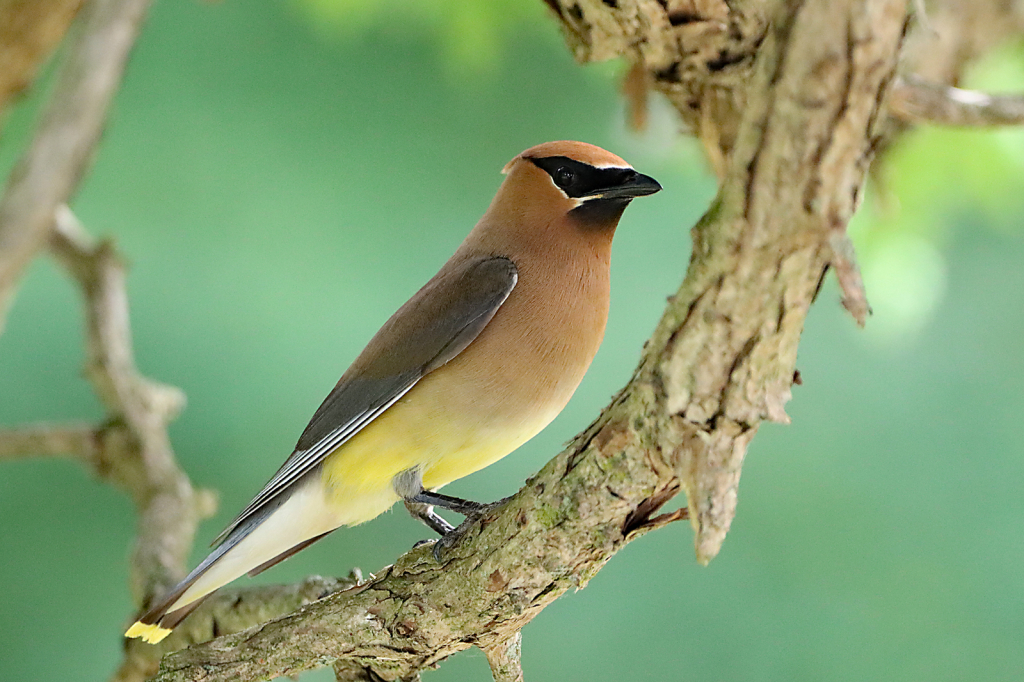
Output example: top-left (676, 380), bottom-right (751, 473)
top-left (405, 490), bottom-right (512, 560)
top-left (430, 496), bottom-right (512, 562)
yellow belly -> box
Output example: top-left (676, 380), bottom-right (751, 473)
top-left (319, 388), bottom-right (560, 526)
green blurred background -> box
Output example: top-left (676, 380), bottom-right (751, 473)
top-left (1, 1), bottom-right (1022, 680)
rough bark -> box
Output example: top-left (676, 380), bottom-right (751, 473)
top-left (113, 576), bottom-right (362, 682)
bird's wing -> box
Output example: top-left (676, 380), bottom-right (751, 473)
top-left (212, 255), bottom-right (518, 546)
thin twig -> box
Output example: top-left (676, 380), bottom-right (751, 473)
top-left (49, 207), bottom-right (187, 426)
top-left (0, 0), bottom-right (151, 336)
top-left (890, 75), bottom-right (1024, 126)
top-left (0, 423), bottom-right (97, 461)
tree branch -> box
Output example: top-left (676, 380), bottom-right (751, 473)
top-left (146, 1), bottom-right (906, 680)
top-left (0, 2), bottom-right (212, 679)
top-left (899, 0), bottom-right (1024, 87)
top-left (481, 632), bottom-right (524, 682)
top-left (0, 0), bottom-right (150, 336)
top-left (48, 207), bottom-right (216, 682)
top-left (0, 422), bottom-right (97, 461)
top-left (114, 575), bottom-right (361, 682)
top-left (889, 75), bottom-right (1024, 126)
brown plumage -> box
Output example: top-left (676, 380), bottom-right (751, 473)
top-left (126, 141), bottom-right (661, 643)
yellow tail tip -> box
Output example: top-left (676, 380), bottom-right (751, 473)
top-left (125, 621), bottom-right (172, 644)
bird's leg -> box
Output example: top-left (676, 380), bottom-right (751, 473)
top-left (394, 467), bottom-right (457, 539)
top-left (393, 467), bottom-right (513, 559)
top-left (410, 490), bottom-right (513, 561)
top-left (403, 500), bottom-right (454, 536)
top-left (409, 490), bottom-right (495, 517)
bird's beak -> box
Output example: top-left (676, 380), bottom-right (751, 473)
top-left (587, 172), bottom-right (662, 201)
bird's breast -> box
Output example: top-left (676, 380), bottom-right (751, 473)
top-left (415, 250), bottom-right (610, 485)
top-left (321, 248), bottom-right (610, 516)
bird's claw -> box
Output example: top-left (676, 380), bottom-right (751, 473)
top-left (432, 517), bottom-right (471, 562)
top-left (431, 497), bottom-right (512, 562)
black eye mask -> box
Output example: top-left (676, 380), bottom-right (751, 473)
top-left (528, 156), bottom-right (637, 199)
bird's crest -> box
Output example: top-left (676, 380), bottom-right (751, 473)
top-left (503, 140), bottom-right (631, 174)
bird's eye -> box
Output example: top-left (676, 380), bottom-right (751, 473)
top-left (554, 166), bottom-right (575, 189)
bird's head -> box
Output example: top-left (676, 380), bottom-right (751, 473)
top-left (498, 141), bottom-right (662, 231)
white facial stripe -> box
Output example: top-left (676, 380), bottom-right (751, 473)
top-left (590, 162), bottom-right (633, 170)
top-left (545, 177), bottom-right (585, 205)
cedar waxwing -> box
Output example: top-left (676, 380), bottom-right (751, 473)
top-left (126, 141), bottom-right (661, 644)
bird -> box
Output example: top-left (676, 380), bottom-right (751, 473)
top-left (125, 140), bottom-right (661, 644)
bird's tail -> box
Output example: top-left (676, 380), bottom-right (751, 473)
top-left (125, 482), bottom-right (338, 644)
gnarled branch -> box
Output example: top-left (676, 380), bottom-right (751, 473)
top-left (0, 1), bottom-right (209, 676)
top-left (115, 575), bottom-right (361, 682)
top-left (47, 207), bottom-right (216, 682)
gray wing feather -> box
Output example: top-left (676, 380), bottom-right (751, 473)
top-left (212, 256), bottom-right (517, 546)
